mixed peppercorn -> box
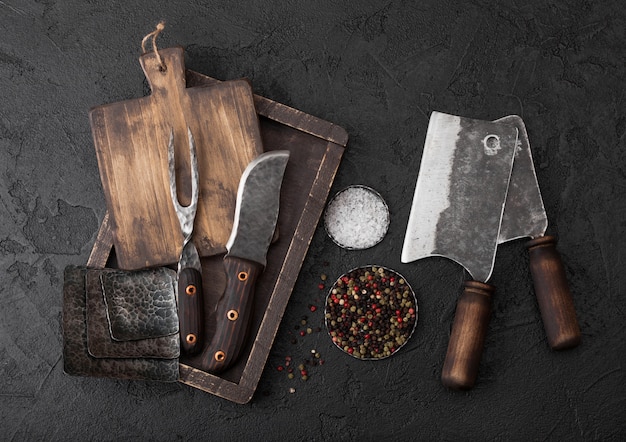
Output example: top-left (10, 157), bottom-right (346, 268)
top-left (325, 266), bottom-right (417, 359)
top-left (273, 265), bottom-right (417, 395)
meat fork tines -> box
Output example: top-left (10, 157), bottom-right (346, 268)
top-left (168, 127), bottom-right (199, 246)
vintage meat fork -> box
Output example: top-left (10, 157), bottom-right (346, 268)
top-left (168, 128), bottom-right (204, 355)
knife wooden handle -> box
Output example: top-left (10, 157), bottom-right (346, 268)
top-left (178, 267), bottom-right (204, 354)
top-left (201, 256), bottom-right (262, 374)
top-left (441, 281), bottom-right (494, 390)
top-left (526, 235), bottom-right (581, 350)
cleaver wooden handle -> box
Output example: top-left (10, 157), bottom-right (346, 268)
top-left (526, 236), bottom-right (581, 350)
top-left (442, 281), bottom-right (494, 390)
top-left (201, 256), bottom-right (262, 374)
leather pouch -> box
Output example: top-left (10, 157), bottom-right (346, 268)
top-left (62, 265), bottom-right (180, 382)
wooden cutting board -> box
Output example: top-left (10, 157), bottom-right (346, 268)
top-left (87, 68), bottom-right (348, 403)
top-left (90, 46), bottom-right (263, 270)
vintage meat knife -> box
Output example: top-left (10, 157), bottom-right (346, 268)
top-left (402, 112), bottom-right (581, 390)
top-left (401, 111), bottom-right (518, 278)
top-left (168, 128), bottom-right (204, 355)
top-left (401, 111), bottom-right (519, 389)
top-left (201, 150), bottom-right (290, 374)
top-left (496, 115), bottom-right (580, 351)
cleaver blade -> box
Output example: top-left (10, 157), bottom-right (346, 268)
top-left (497, 115), bottom-right (547, 243)
top-left (496, 115), bottom-right (581, 350)
top-left (401, 111), bottom-right (518, 282)
top-left (401, 111), bottom-right (518, 390)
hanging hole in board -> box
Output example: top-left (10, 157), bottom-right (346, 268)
top-left (324, 185), bottom-right (390, 250)
top-left (238, 271), bottom-right (248, 281)
top-left (214, 351), bottom-right (226, 362)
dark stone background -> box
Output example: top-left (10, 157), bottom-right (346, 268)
top-left (1, 0), bottom-right (624, 440)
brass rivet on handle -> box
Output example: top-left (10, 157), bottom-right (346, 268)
top-left (186, 334), bottom-right (196, 344)
top-left (227, 309), bottom-right (239, 321)
top-left (238, 271), bottom-right (248, 281)
top-left (185, 285), bottom-right (196, 296)
top-left (214, 351), bottom-right (226, 362)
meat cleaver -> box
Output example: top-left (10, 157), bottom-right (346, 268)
top-left (401, 111), bottom-right (519, 390)
top-left (496, 115), bottom-right (580, 351)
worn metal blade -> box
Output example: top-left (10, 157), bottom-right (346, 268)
top-left (226, 151), bottom-right (290, 267)
top-left (178, 241), bottom-right (201, 275)
top-left (496, 115), bottom-right (548, 243)
top-left (401, 111), bottom-right (518, 282)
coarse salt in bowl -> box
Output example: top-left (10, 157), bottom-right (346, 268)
top-left (323, 185), bottom-right (390, 250)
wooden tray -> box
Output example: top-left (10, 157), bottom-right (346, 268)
top-left (87, 69), bottom-right (347, 403)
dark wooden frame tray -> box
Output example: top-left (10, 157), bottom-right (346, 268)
top-left (86, 69), bottom-right (347, 403)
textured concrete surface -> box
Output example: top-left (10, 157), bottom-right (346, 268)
top-left (1, 0), bottom-right (625, 440)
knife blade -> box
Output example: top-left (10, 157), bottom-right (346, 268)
top-left (201, 150), bottom-right (290, 374)
top-left (401, 112), bottom-right (518, 281)
top-left (496, 115), bottom-right (580, 350)
top-left (401, 111), bottom-right (518, 389)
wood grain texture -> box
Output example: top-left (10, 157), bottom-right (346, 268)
top-left (90, 46), bottom-right (263, 270)
top-left (88, 69), bottom-right (347, 403)
top-left (442, 281), bottom-right (494, 390)
top-left (201, 256), bottom-right (262, 374)
top-left (526, 235), bottom-right (581, 350)
top-left (178, 267), bottom-right (204, 355)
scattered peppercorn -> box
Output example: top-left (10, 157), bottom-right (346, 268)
top-left (325, 266), bottom-right (417, 360)
top-left (277, 279), bottom-right (330, 385)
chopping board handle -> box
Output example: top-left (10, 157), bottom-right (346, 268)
top-left (441, 281), bottom-right (493, 390)
top-left (526, 236), bottom-right (581, 350)
top-left (139, 46), bottom-right (186, 95)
